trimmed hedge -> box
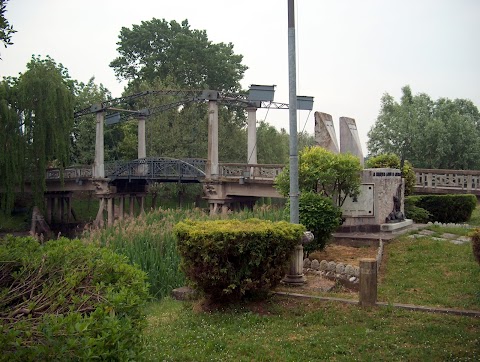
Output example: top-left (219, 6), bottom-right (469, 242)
top-left (0, 236), bottom-right (149, 361)
top-left (174, 218), bottom-right (305, 301)
top-left (406, 194), bottom-right (477, 223)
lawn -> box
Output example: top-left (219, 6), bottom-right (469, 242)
top-left (140, 224), bottom-right (480, 361)
top-left (142, 296), bottom-right (479, 361)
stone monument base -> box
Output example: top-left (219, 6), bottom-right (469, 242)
top-left (380, 219), bottom-right (414, 232)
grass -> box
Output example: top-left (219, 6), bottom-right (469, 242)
top-left (141, 296), bottom-right (479, 361)
top-left (379, 235), bottom-right (480, 310)
top-left (83, 205), bottom-right (288, 299)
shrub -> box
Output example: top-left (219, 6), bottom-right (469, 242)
top-left (406, 194), bottom-right (477, 223)
top-left (470, 228), bottom-right (480, 265)
top-left (175, 219), bottom-right (305, 302)
top-left (275, 146), bottom-right (362, 207)
top-left (296, 191), bottom-right (342, 252)
top-left (404, 197), bottom-right (431, 223)
top-left (365, 153), bottom-right (416, 195)
top-left (0, 236), bottom-right (149, 361)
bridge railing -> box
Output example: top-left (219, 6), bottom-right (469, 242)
top-left (46, 166), bottom-right (93, 180)
top-left (219, 163), bottom-right (285, 181)
top-left (414, 168), bottom-right (480, 193)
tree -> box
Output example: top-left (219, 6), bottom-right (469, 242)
top-left (0, 0), bottom-right (15, 57)
top-left (0, 56), bottom-right (74, 211)
top-left (368, 86), bottom-right (480, 169)
top-left (0, 79), bottom-right (24, 213)
top-left (110, 18), bottom-right (247, 92)
top-left (275, 146), bottom-right (362, 207)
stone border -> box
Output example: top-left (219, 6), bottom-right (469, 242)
top-left (303, 240), bottom-right (384, 286)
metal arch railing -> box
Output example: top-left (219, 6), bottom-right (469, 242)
top-left (106, 157), bottom-right (207, 182)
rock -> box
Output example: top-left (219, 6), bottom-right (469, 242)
top-left (349, 276), bottom-right (357, 282)
top-left (320, 260), bottom-right (328, 271)
top-left (327, 261), bottom-right (336, 272)
top-left (335, 263), bottom-right (345, 274)
top-left (311, 259), bottom-right (320, 270)
top-left (303, 258), bottom-right (312, 268)
top-left (353, 267), bottom-right (360, 277)
top-left (345, 264), bottom-right (355, 276)
top-left (171, 286), bottom-right (198, 301)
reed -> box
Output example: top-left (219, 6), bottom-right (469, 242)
top-left (83, 205), bottom-right (288, 299)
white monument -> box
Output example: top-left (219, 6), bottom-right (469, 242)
top-left (314, 112), bottom-right (339, 153)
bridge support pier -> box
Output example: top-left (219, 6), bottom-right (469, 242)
top-left (45, 192), bottom-right (74, 225)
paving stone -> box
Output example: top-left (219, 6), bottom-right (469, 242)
top-left (450, 239), bottom-right (470, 245)
top-left (419, 230), bottom-right (435, 236)
top-left (457, 236), bottom-right (471, 242)
top-left (431, 237), bottom-right (447, 241)
top-left (441, 233), bottom-right (458, 240)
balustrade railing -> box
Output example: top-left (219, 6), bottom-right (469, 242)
top-left (219, 163), bottom-right (284, 181)
top-left (414, 168), bottom-right (480, 193)
top-left (45, 166), bottom-right (93, 180)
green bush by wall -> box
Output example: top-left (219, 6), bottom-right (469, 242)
top-left (406, 194), bottom-right (477, 223)
top-left (175, 219), bottom-right (305, 302)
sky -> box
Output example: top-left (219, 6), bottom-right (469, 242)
top-left (2, 0), bottom-right (479, 155)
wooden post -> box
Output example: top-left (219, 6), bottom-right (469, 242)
top-left (359, 258), bottom-right (377, 307)
top-left (107, 197), bottom-right (114, 226)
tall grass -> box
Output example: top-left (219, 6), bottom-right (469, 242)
top-left (83, 205), bottom-right (288, 299)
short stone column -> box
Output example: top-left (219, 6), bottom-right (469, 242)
top-left (282, 244), bottom-right (306, 285)
top-left (359, 258), bottom-right (377, 307)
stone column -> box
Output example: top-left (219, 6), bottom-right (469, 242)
top-left (119, 196), bottom-right (125, 221)
top-left (314, 112), bottom-right (339, 153)
top-left (107, 197), bottom-right (114, 227)
top-left (94, 111), bottom-right (105, 178)
top-left (283, 244), bottom-right (306, 285)
top-left (129, 195), bottom-right (135, 217)
top-left (138, 116), bottom-right (146, 159)
top-left (339, 117), bottom-right (364, 166)
top-left (247, 107), bottom-right (257, 164)
top-left (207, 100), bottom-right (219, 179)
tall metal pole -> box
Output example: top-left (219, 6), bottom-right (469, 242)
top-left (288, 0), bottom-right (299, 224)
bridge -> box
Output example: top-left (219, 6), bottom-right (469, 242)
top-left (22, 86), bottom-right (480, 230)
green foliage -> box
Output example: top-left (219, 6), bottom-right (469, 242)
top-left (0, 0), bottom-right (15, 55)
top-left (0, 56), bottom-right (74, 213)
top-left (406, 194), bottom-right (477, 223)
top-left (366, 153), bottom-right (416, 195)
top-left (175, 219), bottom-right (305, 301)
top-left (296, 191), bottom-right (342, 252)
top-left (469, 228), bottom-right (480, 265)
top-left (110, 18), bottom-right (247, 92)
top-left (0, 236), bottom-right (149, 360)
top-left (404, 198), bottom-right (431, 223)
top-left (368, 85), bottom-right (480, 169)
top-left (275, 146), bottom-right (362, 206)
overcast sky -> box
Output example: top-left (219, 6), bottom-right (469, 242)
top-left (2, 0), bottom-right (479, 154)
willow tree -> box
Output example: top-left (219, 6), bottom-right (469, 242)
top-left (0, 79), bottom-right (24, 213)
top-left (9, 56), bottom-right (74, 210)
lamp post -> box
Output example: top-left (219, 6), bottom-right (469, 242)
top-left (283, 0), bottom-right (306, 285)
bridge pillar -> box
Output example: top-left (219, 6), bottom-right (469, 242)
top-left (119, 196), bottom-right (125, 221)
top-left (94, 111), bottom-right (105, 178)
top-left (207, 100), bottom-right (219, 179)
top-left (138, 115), bottom-right (146, 159)
top-left (130, 195), bottom-right (135, 217)
top-left (247, 107), bottom-right (257, 164)
top-left (107, 197), bottom-right (114, 227)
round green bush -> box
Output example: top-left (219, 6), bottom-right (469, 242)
top-left (175, 219), bottom-right (305, 302)
top-left (297, 191), bottom-right (342, 253)
top-left (0, 236), bottom-right (149, 361)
